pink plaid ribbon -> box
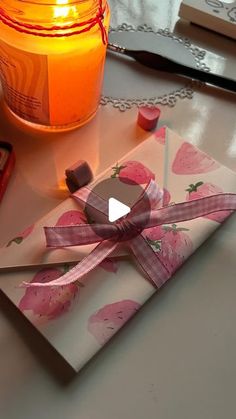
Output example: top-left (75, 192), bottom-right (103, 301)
top-left (23, 180), bottom-right (236, 289)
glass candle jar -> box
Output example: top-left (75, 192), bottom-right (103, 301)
top-left (0, 0), bottom-right (110, 131)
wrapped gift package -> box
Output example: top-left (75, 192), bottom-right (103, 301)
top-left (0, 127), bottom-right (236, 372)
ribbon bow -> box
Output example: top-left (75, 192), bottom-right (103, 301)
top-left (23, 180), bottom-right (236, 289)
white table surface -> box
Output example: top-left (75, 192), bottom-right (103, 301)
top-left (0, 1), bottom-right (236, 418)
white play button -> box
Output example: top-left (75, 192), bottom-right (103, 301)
top-left (108, 197), bottom-right (131, 223)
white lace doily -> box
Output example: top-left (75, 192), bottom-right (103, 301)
top-left (101, 24), bottom-right (210, 111)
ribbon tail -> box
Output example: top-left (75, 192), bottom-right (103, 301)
top-left (129, 234), bottom-right (171, 289)
top-left (44, 223), bottom-right (116, 247)
top-left (22, 240), bottom-right (117, 288)
top-left (145, 193), bottom-right (236, 228)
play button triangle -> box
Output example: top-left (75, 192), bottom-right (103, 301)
top-left (108, 198), bottom-right (131, 223)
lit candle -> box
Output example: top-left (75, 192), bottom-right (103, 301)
top-left (0, 0), bottom-right (110, 130)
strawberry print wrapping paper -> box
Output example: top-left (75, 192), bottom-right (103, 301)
top-left (0, 127), bottom-right (236, 372)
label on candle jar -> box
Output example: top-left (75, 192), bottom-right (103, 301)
top-left (0, 40), bottom-right (50, 125)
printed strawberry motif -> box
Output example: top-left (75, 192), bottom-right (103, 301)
top-left (172, 142), bottom-right (220, 175)
top-left (162, 188), bottom-right (171, 206)
top-left (146, 224), bottom-right (193, 274)
top-left (154, 126), bottom-right (166, 145)
top-left (55, 209), bottom-right (87, 226)
top-left (88, 300), bottom-right (141, 345)
top-left (99, 258), bottom-right (118, 273)
top-left (144, 225), bottom-right (166, 244)
top-left (7, 224), bottom-right (34, 247)
top-left (111, 161), bottom-right (155, 185)
top-left (18, 267), bottom-right (80, 320)
top-left (186, 182), bottom-right (232, 223)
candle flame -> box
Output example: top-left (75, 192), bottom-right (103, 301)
top-left (54, 0), bottom-right (77, 20)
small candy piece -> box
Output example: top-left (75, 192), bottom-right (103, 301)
top-left (65, 177), bottom-right (79, 194)
top-left (137, 106), bottom-right (161, 131)
top-left (65, 160), bottom-right (93, 193)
